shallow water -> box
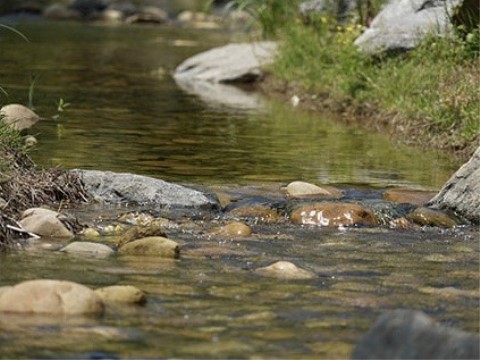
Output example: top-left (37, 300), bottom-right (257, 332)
top-left (0, 20), bottom-right (478, 359)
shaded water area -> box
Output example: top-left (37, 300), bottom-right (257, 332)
top-left (0, 20), bottom-right (479, 359)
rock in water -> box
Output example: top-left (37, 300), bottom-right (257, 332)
top-left (174, 42), bottom-right (277, 84)
top-left (0, 104), bottom-right (40, 131)
top-left (428, 146), bottom-right (480, 224)
top-left (95, 285), bottom-right (146, 305)
top-left (0, 279), bottom-right (104, 316)
top-left (118, 236), bottom-right (180, 258)
top-left (73, 169), bottom-right (219, 210)
top-left (352, 309), bottom-right (480, 359)
top-left (255, 261), bottom-right (315, 280)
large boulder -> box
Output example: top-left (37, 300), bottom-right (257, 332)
top-left (0, 279), bottom-right (104, 316)
top-left (174, 42), bottom-right (277, 84)
top-left (428, 146), bottom-right (480, 224)
top-left (352, 309), bottom-right (479, 359)
top-left (73, 169), bottom-right (219, 210)
top-left (354, 0), bottom-right (467, 54)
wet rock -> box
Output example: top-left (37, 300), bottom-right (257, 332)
top-left (95, 285), bottom-right (146, 305)
top-left (81, 227), bottom-right (101, 239)
top-left (212, 222), bottom-right (252, 237)
top-left (118, 236), bottom-right (179, 258)
top-left (98, 8), bottom-right (123, 22)
top-left (0, 279), bottom-right (104, 316)
top-left (43, 4), bottom-right (81, 20)
top-left (383, 188), bottom-right (436, 206)
top-left (354, 0), bottom-right (463, 54)
top-left (0, 104), bottom-right (40, 131)
top-left (428, 146), bottom-right (480, 224)
top-left (174, 42), bottom-right (277, 84)
top-left (228, 203), bottom-right (280, 222)
top-left (286, 181), bottom-right (342, 198)
top-left (255, 261), bottom-right (315, 280)
top-left (125, 6), bottom-right (168, 24)
top-left (73, 169), bottom-right (219, 210)
top-left (290, 202), bottom-right (377, 227)
top-left (352, 309), bottom-right (480, 359)
top-left (116, 224), bottom-right (168, 248)
top-left (60, 241), bottom-right (114, 257)
top-left (24, 135), bottom-right (38, 147)
top-left (407, 207), bottom-right (457, 227)
top-left (19, 208), bottom-right (74, 238)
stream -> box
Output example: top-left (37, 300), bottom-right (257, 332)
top-left (0, 19), bottom-right (478, 359)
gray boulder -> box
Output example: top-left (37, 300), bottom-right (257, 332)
top-left (352, 309), bottom-right (479, 359)
top-left (299, 0), bottom-right (357, 22)
top-left (354, 0), bottom-right (462, 54)
top-left (428, 146), bottom-right (480, 224)
top-left (73, 169), bottom-right (219, 210)
top-left (173, 42), bottom-right (277, 84)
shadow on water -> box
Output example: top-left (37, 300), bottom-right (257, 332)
top-left (0, 21), bottom-right (478, 359)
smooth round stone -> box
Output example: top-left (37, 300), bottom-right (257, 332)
top-left (229, 204), bottom-right (280, 222)
top-left (95, 285), bottom-right (146, 305)
top-left (214, 222), bottom-right (252, 237)
top-left (255, 261), bottom-right (315, 280)
top-left (60, 242), bottom-right (114, 257)
top-left (290, 202), bottom-right (377, 227)
top-left (0, 279), bottom-right (104, 316)
top-left (118, 236), bottom-right (179, 258)
top-left (286, 181), bottom-right (342, 198)
top-left (407, 207), bottom-right (457, 227)
top-left (383, 188), bottom-right (436, 206)
top-left (0, 103), bottom-right (40, 131)
top-left (82, 227), bottom-right (101, 239)
top-left (19, 208), bottom-right (74, 238)
top-left (116, 224), bottom-right (168, 248)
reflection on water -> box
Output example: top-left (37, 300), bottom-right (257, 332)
top-left (0, 20), bottom-right (477, 359)
top-left (0, 21), bottom-right (458, 187)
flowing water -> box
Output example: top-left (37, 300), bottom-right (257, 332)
top-left (0, 19), bottom-right (478, 359)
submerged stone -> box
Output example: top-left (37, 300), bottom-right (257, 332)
top-left (95, 285), bottom-right (146, 305)
top-left (290, 202), bottom-right (377, 227)
top-left (60, 242), bottom-right (114, 257)
top-left (255, 261), bottom-right (315, 280)
top-left (228, 204), bottom-right (281, 222)
top-left (116, 224), bottom-right (168, 248)
top-left (407, 207), bottom-right (457, 227)
top-left (0, 279), bottom-right (104, 316)
top-left (212, 222), bottom-right (252, 237)
top-left (352, 309), bottom-right (480, 359)
top-left (118, 236), bottom-right (179, 258)
top-left (383, 188), bottom-right (436, 206)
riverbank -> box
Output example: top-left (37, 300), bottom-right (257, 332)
top-left (250, 2), bottom-right (479, 161)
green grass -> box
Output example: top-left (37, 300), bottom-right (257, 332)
top-left (232, 0), bottom-right (479, 156)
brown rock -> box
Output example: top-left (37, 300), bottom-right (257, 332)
top-left (407, 207), bottom-right (457, 227)
top-left (229, 204), bottom-right (280, 222)
top-left (116, 223), bottom-right (168, 248)
top-left (118, 236), bottom-right (179, 258)
top-left (0, 280), bottom-right (104, 316)
top-left (384, 188), bottom-right (436, 206)
top-left (212, 222), bottom-right (252, 237)
top-left (0, 104), bottom-right (40, 131)
top-left (290, 202), bottom-right (377, 227)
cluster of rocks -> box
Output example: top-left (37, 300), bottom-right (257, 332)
top-left (0, 0), bottom-right (252, 29)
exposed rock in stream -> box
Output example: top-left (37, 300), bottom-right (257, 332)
top-left (0, 104), bottom-right (40, 131)
top-left (428, 146), bottom-right (480, 224)
top-left (73, 169), bottom-right (219, 210)
top-left (352, 309), bottom-right (480, 359)
top-left (0, 279), bottom-right (104, 316)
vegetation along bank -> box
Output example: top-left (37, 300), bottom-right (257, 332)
top-left (235, 0), bottom-right (479, 160)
